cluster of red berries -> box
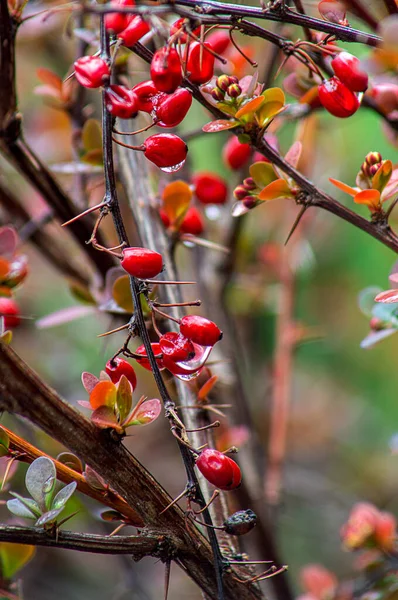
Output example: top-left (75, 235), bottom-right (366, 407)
top-left (318, 52), bottom-right (368, 118)
top-left (196, 448), bottom-right (241, 491)
top-left (0, 227), bottom-right (29, 332)
top-left (211, 74), bottom-right (242, 102)
top-left (160, 206), bottom-right (204, 236)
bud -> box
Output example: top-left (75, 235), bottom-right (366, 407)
top-left (211, 87), bottom-right (225, 102)
top-left (216, 74), bottom-right (231, 92)
top-left (370, 317), bottom-right (385, 331)
top-left (233, 185), bottom-right (248, 200)
top-left (243, 196), bottom-right (257, 209)
top-left (365, 151), bottom-right (382, 166)
top-left (228, 75), bottom-right (239, 85)
top-left (368, 164), bottom-right (381, 177)
top-left (227, 84), bottom-right (242, 98)
top-left (243, 177), bottom-right (256, 191)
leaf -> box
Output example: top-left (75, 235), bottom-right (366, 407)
top-left (7, 495), bottom-right (40, 519)
top-left (358, 287), bottom-right (383, 316)
top-left (81, 372), bottom-right (100, 395)
top-left (112, 276), bottom-right (134, 313)
top-left (51, 482), bottom-right (77, 510)
top-left (214, 103), bottom-right (238, 117)
top-left (36, 67), bottom-right (63, 92)
top-left (198, 375), bottom-right (218, 400)
top-left (126, 398), bottom-right (161, 427)
top-left (25, 457), bottom-right (56, 512)
top-left (202, 119), bottom-right (239, 133)
top-left (258, 179), bottom-right (293, 201)
top-left (249, 162), bottom-right (277, 189)
top-left (256, 87), bottom-right (285, 125)
top-left (89, 381), bottom-right (117, 410)
top-left (100, 510), bottom-right (124, 522)
top-left (0, 258), bottom-right (10, 281)
top-left (0, 428), bottom-right (9, 458)
top-left (82, 119), bottom-right (102, 153)
top-left (318, 0), bottom-right (346, 23)
top-left (36, 305), bottom-right (95, 329)
top-left (284, 141), bottom-right (302, 169)
top-left (36, 507), bottom-right (64, 527)
top-left (235, 96), bottom-right (265, 120)
top-left (91, 406), bottom-right (121, 431)
top-left (0, 330), bottom-right (12, 345)
top-left (81, 149), bottom-right (103, 166)
top-left (0, 227), bottom-right (17, 259)
top-left (78, 400), bottom-right (92, 409)
top-left (0, 542), bottom-right (35, 580)
top-left (372, 160), bottom-right (393, 194)
top-left (56, 452), bottom-right (83, 473)
top-left (375, 289), bottom-right (398, 304)
top-left (329, 178), bottom-right (357, 197)
top-left (372, 302), bottom-right (398, 326)
top-left (354, 189), bottom-right (381, 208)
top-left (162, 180), bottom-right (192, 223)
top-left (69, 282), bottom-right (96, 305)
top-left (360, 328), bottom-right (397, 349)
top-left (116, 375), bottom-right (133, 423)
top-left (83, 466), bottom-right (107, 491)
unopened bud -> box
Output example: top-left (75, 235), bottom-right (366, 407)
top-left (365, 151), bottom-right (382, 166)
top-left (211, 87), bottom-right (225, 101)
top-left (243, 177), bottom-right (256, 191)
top-left (234, 185), bottom-right (248, 200)
top-left (227, 84), bottom-right (242, 98)
top-left (243, 195), bottom-right (257, 209)
top-left (370, 317), bottom-right (385, 331)
top-left (228, 75), bottom-right (239, 85)
top-left (369, 164), bottom-right (381, 177)
top-left (216, 74), bottom-right (231, 92)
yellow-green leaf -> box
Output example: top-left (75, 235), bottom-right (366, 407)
top-left (162, 180), bottom-right (192, 223)
top-left (81, 149), bottom-right (103, 166)
top-left (372, 160), bottom-right (393, 194)
top-left (112, 275), bottom-right (134, 313)
top-left (0, 542), bottom-right (35, 580)
top-left (258, 178), bottom-right (293, 201)
top-left (69, 281), bottom-right (96, 305)
top-left (249, 162), bottom-right (277, 189)
top-left (235, 96), bottom-right (265, 119)
top-left (256, 87), bottom-right (285, 126)
top-left (82, 119), bottom-right (102, 153)
top-left (116, 375), bottom-right (133, 424)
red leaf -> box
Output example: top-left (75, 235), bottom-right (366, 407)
top-left (375, 289), bottom-right (398, 304)
top-left (202, 120), bottom-right (239, 133)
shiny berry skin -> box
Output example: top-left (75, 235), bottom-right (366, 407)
top-left (187, 42), bottom-right (215, 85)
top-left (207, 30), bottom-right (231, 55)
top-left (118, 16), bottom-right (150, 47)
top-left (159, 332), bottom-right (195, 362)
top-left (163, 354), bottom-right (201, 376)
top-left (121, 247), bottom-right (163, 279)
top-left (193, 172), bottom-right (228, 205)
top-left (331, 52), bottom-right (368, 93)
top-left (150, 47), bottom-right (183, 94)
top-left (131, 80), bottom-right (162, 113)
top-left (223, 509), bottom-right (257, 536)
top-left (105, 358), bottom-right (137, 390)
top-left (143, 134), bottom-right (188, 169)
top-left (180, 315), bottom-right (222, 346)
top-left (0, 297), bottom-right (21, 329)
top-left (318, 77), bottom-right (359, 118)
top-left (179, 207), bottom-right (204, 236)
top-left (196, 449), bottom-right (241, 491)
top-left (223, 136), bottom-right (251, 170)
top-left (74, 56), bottom-right (110, 89)
top-left (170, 18), bottom-right (201, 44)
top-left (104, 85), bottom-right (139, 119)
top-left (135, 343), bottom-right (165, 371)
top-left (105, 0), bottom-right (134, 34)
top-left (156, 88), bottom-right (192, 127)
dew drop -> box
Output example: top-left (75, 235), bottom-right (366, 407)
top-left (231, 202), bottom-right (250, 217)
top-left (205, 206), bottom-right (221, 221)
top-left (175, 368), bottom-right (203, 382)
top-left (160, 159), bottom-right (186, 173)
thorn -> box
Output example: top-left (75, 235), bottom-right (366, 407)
top-left (159, 489), bottom-right (188, 515)
top-left (164, 560), bottom-right (171, 600)
top-left (97, 323), bottom-right (130, 338)
top-left (61, 202), bottom-right (107, 227)
top-left (284, 205), bottom-right (308, 245)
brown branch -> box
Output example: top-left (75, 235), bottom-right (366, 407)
top-left (0, 343), bottom-right (262, 600)
top-left (0, 526), bottom-right (173, 558)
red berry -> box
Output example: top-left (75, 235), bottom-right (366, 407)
top-left (150, 47), bottom-right (183, 94)
top-left (104, 85), bottom-right (139, 119)
top-left (131, 80), bottom-right (163, 113)
top-left (318, 76), bottom-right (359, 118)
top-left (156, 88), bottom-right (192, 127)
top-left (187, 42), bottom-right (215, 85)
top-left (0, 297), bottom-right (21, 329)
top-left (135, 343), bottom-right (165, 371)
top-left (121, 247), bottom-right (163, 279)
top-left (118, 16), bottom-right (150, 47)
top-left (143, 134), bottom-right (188, 170)
top-left (74, 56), bottom-right (110, 89)
top-left (180, 315), bottom-right (222, 346)
top-left (105, 0), bottom-right (135, 34)
top-left (206, 30), bottom-right (231, 55)
top-left (179, 207), bottom-right (204, 236)
top-left (196, 449), bottom-right (241, 491)
top-left (159, 332), bottom-right (195, 362)
top-left (223, 136), bottom-right (251, 170)
top-left (105, 357), bottom-right (137, 390)
top-left (170, 18), bottom-right (201, 44)
top-left (331, 52), bottom-right (368, 93)
top-left (192, 172), bottom-right (228, 205)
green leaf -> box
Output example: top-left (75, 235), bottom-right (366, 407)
top-left (249, 162), bottom-right (277, 189)
top-left (82, 119), bottom-right (102, 153)
top-left (7, 494), bottom-right (41, 519)
top-left (112, 275), bottom-right (134, 313)
top-left (56, 453), bottom-right (83, 473)
top-left (51, 481), bottom-right (77, 511)
top-left (358, 287), bottom-right (383, 317)
top-left (0, 542), bottom-right (35, 580)
top-left (116, 375), bottom-right (133, 423)
top-left (25, 457), bottom-right (56, 513)
top-left (372, 160), bottom-right (393, 194)
top-left (372, 302), bottom-right (398, 326)
top-left (0, 429), bottom-right (9, 458)
top-left (36, 507), bottom-right (64, 527)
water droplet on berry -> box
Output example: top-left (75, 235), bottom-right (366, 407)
top-left (160, 160), bottom-right (186, 173)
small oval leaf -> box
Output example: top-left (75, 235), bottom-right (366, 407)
top-left (89, 381), bottom-right (117, 410)
top-left (258, 179), bottom-right (293, 201)
top-left (126, 398), bottom-right (161, 427)
top-left (202, 119), bottom-right (239, 133)
top-left (51, 481), bottom-right (77, 511)
top-left (25, 457), bottom-right (56, 511)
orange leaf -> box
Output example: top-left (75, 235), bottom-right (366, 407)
top-left (202, 120), bottom-right (239, 133)
top-left (329, 178), bottom-right (357, 197)
top-left (258, 178), bottom-right (293, 201)
top-left (89, 381), bottom-right (117, 410)
top-left (198, 375), bottom-right (218, 400)
top-left (0, 258), bottom-right (10, 281)
top-left (235, 96), bottom-right (265, 119)
top-left (162, 180), bottom-right (192, 223)
top-left (354, 189), bottom-right (381, 208)
top-left (36, 68), bottom-right (63, 92)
